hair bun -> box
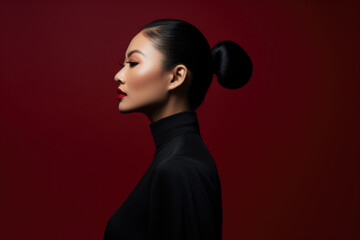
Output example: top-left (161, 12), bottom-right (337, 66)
top-left (211, 41), bottom-right (253, 89)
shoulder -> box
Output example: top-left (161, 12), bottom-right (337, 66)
top-left (155, 156), bottom-right (194, 176)
top-left (151, 157), bottom-right (219, 197)
top-left (153, 156), bottom-right (199, 184)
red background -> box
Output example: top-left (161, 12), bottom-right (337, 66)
top-left (1, 0), bottom-right (359, 239)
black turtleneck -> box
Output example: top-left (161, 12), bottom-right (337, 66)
top-left (104, 110), bottom-right (223, 240)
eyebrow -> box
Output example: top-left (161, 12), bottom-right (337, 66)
top-left (126, 49), bottom-right (146, 59)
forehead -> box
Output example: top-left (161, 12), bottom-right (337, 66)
top-left (126, 31), bottom-right (161, 60)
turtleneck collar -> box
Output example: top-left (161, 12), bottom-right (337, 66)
top-left (149, 110), bottom-right (200, 149)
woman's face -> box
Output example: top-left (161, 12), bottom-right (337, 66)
top-left (114, 31), bottom-right (171, 114)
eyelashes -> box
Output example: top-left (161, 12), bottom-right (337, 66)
top-left (128, 61), bottom-right (138, 67)
top-left (118, 61), bottom-right (138, 68)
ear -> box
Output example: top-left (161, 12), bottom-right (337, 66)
top-left (167, 64), bottom-right (188, 91)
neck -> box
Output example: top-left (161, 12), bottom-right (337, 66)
top-left (144, 95), bottom-right (191, 123)
top-left (149, 110), bottom-right (200, 149)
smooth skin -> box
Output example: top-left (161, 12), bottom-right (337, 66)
top-left (114, 30), bottom-right (191, 122)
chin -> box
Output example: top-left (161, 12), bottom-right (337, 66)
top-left (118, 105), bottom-right (133, 113)
top-left (117, 102), bottom-right (142, 114)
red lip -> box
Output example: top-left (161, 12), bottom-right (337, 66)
top-left (117, 88), bottom-right (127, 95)
top-left (117, 94), bottom-right (126, 100)
top-left (117, 87), bottom-right (127, 100)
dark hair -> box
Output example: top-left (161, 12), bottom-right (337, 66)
top-left (141, 19), bottom-right (252, 111)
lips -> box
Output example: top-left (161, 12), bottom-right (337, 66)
top-left (117, 87), bottom-right (127, 100)
top-left (117, 88), bottom-right (127, 95)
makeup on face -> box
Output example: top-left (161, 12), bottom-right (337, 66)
top-left (115, 32), bottom-right (168, 111)
top-left (117, 87), bottom-right (127, 100)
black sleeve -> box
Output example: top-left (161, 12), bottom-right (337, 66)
top-left (148, 157), bottom-right (219, 240)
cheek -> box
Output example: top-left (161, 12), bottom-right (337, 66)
top-left (128, 68), bottom-right (164, 94)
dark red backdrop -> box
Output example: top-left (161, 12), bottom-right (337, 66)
top-left (1, 0), bottom-right (359, 239)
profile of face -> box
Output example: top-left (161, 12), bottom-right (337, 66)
top-left (114, 31), bottom-right (184, 115)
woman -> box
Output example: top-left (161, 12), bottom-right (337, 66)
top-left (104, 19), bottom-right (252, 240)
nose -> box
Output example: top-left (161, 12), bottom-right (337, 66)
top-left (114, 69), bottom-right (125, 84)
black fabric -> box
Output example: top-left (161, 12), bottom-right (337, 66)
top-left (104, 110), bottom-right (223, 240)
